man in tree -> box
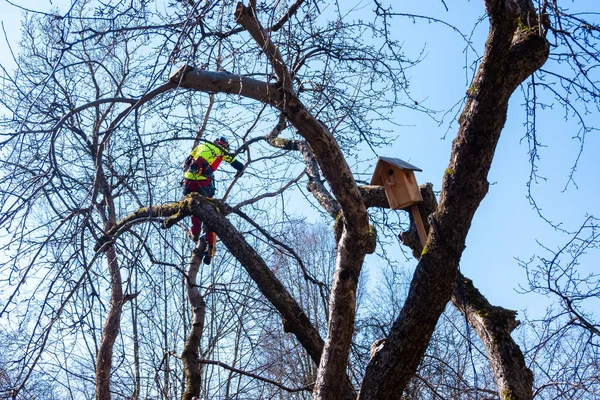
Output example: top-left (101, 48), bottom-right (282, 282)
top-left (183, 136), bottom-right (244, 264)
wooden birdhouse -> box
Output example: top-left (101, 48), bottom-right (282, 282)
top-left (371, 157), bottom-right (423, 210)
top-left (371, 157), bottom-right (427, 246)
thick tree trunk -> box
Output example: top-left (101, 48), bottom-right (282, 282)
top-left (358, 1), bottom-right (549, 397)
top-left (312, 228), bottom-right (367, 399)
top-left (181, 244), bottom-right (207, 400)
top-left (275, 98), bottom-right (370, 400)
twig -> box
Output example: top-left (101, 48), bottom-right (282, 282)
top-left (199, 359), bottom-right (314, 393)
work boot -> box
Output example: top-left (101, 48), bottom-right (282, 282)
top-left (202, 244), bottom-right (216, 265)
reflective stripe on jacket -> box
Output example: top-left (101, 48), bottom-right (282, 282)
top-left (184, 142), bottom-right (236, 181)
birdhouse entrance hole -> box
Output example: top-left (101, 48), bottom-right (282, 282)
top-left (387, 169), bottom-right (395, 185)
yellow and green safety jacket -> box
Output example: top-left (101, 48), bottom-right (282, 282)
top-left (184, 142), bottom-right (243, 181)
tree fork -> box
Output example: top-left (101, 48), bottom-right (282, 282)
top-left (358, 0), bottom-right (549, 397)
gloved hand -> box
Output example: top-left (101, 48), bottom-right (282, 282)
top-left (189, 163), bottom-right (199, 173)
top-left (234, 168), bottom-right (244, 178)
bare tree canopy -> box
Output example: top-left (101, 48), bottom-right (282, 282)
top-left (0, 0), bottom-right (598, 399)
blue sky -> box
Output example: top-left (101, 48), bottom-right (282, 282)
top-left (1, 0), bottom-right (598, 319)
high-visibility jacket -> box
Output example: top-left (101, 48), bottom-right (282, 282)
top-left (184, 142), bottom-right (242, 181)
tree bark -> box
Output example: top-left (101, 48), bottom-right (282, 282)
top-left (96, 239), bottom-right (123, 400)
top-left (312, 227), bottom-right (367, 399)
top-left (100, 2), bottom-right (548, 397)
top-left (274, 99), bottom-right (370, 400)
top-left (175, 196), bottom-right (328, 367)
top-left (181, 245), bottom-right (207, 400)
top-left (454, 275), bottom-right (533, 400)
top-left (358, 1), bottom-right (549, 398)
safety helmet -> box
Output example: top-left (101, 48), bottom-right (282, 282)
top-left (214, 136), bottom-right (229, 151)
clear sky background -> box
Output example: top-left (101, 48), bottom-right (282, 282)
top-left (1, 0), bottom-right (598, 320)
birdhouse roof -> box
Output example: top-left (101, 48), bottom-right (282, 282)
top-left (375, 157), bottom-right (423, 172)
top-left (378, 156), bottom-right (422, 172)
top-left (370, 157), bottom-right (422, 185)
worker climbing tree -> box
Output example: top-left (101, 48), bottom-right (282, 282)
top-left (182, 136), bottom-right (244, 264)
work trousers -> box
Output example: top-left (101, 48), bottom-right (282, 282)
top-left (183, 179), bottom-right (216, 248)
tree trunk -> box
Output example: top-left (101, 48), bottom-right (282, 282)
top-left (131, 267), bottom-right (141, 400)
top-left (181, 14), bottom-right (372, 396)
top-left (312, 226), bottom-right (367, 399)
top-left (454, 275), bottom-right (533, 400)
top-left (105, 2), bottom-right (549, 395)
top-left (181, 244), bottom-right (207, 400)
top-left (176, 17), bottom-right (372, 397)
top-left (96, 242), bottom-right (123, 400)
top-left (358, 0), bottom-right (549, 397)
